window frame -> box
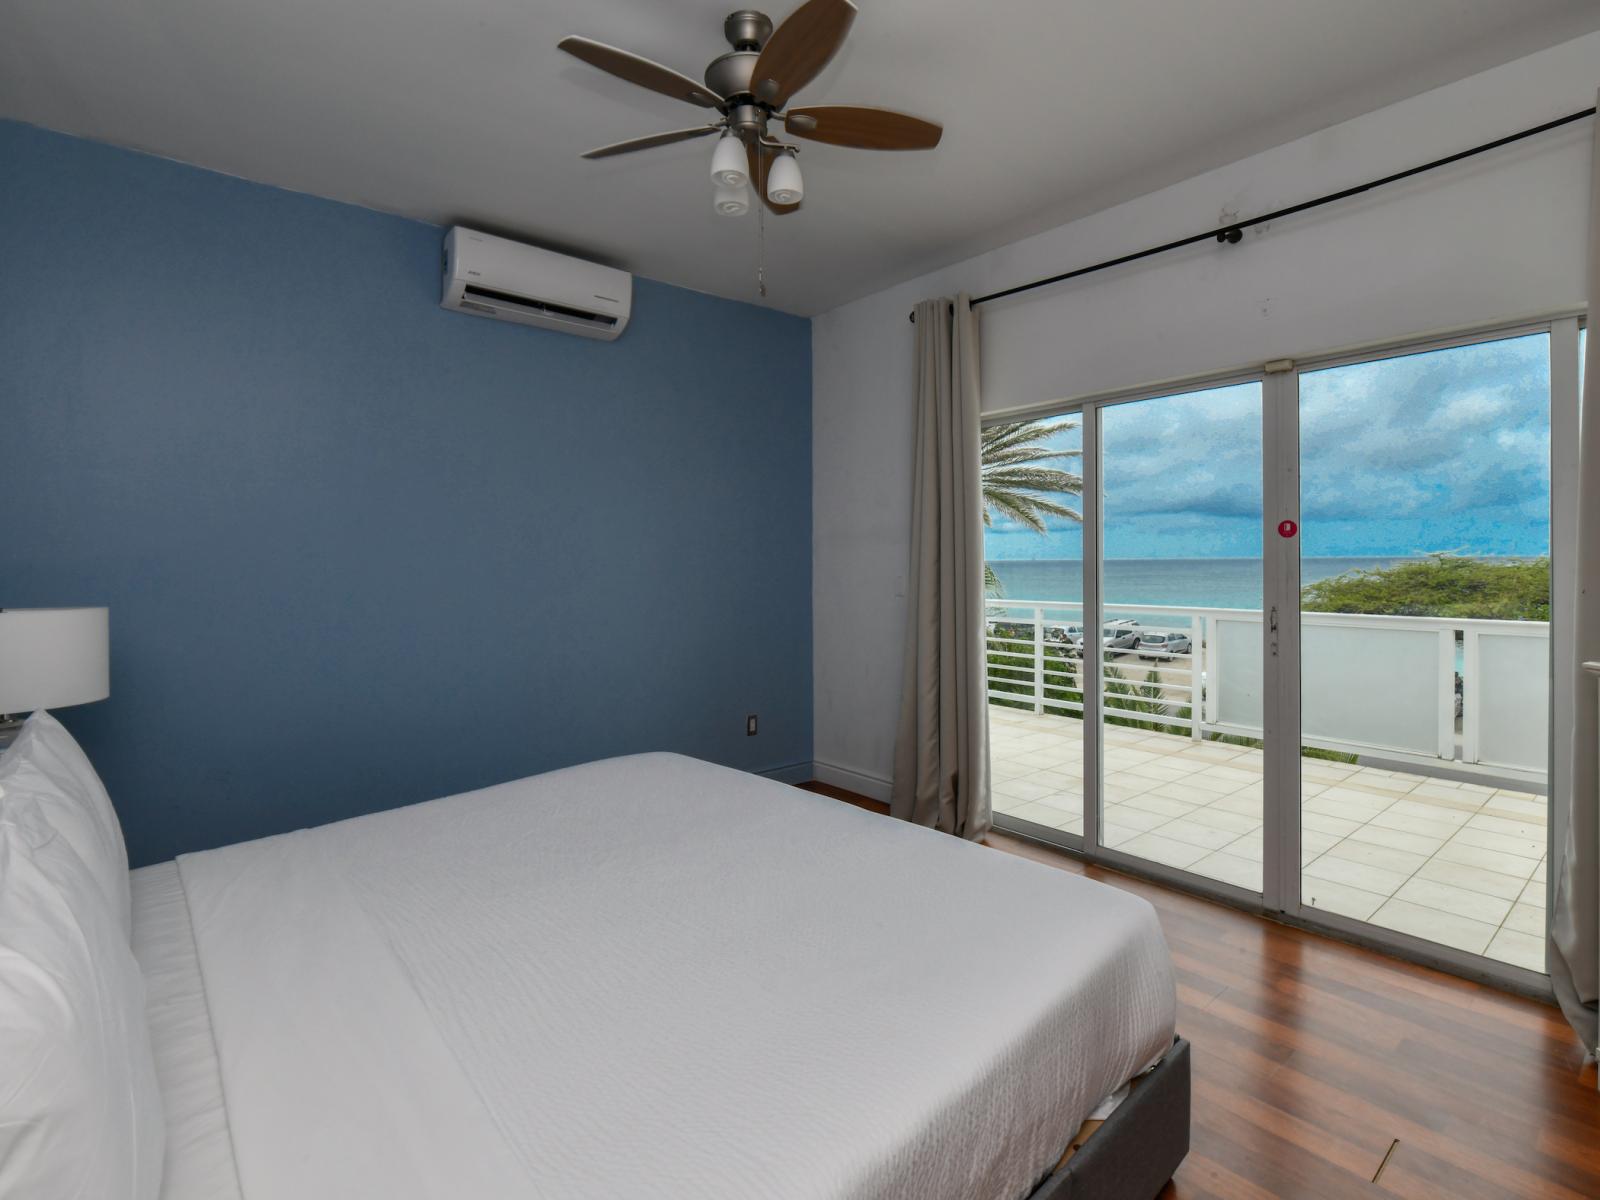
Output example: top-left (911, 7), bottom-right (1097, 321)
top-left (985, 312), bottom-right (1582, 999)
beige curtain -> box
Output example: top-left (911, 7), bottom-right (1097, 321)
top-left (892, 295), bottom-right (990, 839)
top-left (1551, 91), bottom-right (1600, 1055)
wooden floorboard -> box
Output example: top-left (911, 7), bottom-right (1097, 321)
top-left (797, 782), bottom-right (1600, 1199)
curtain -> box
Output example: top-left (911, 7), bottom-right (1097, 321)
top-left (892, 295), bottom-right (990, 839)
top-left (1551, 91), bottom-right (1600, 1055)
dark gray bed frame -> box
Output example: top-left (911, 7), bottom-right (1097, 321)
top-left (1023, 1037), bottom-right (1191, 1200)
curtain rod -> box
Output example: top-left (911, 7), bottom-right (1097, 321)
top-left (909, 105), bottom-right (1596, 323)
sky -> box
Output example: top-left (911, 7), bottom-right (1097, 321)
top-left (983, 332), bottom-right (1552, 561)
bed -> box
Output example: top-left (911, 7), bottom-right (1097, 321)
top-left (129, 752), bottom-right (1186, 1200)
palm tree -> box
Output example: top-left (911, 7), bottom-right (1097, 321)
top-left (982, 419), bottom-right (1083, 594)
top-left (1104, 668), bottom-right (1180, 734)
top-left (983, 419), bottom-right (1083, 528)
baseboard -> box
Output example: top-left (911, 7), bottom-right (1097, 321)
top-left (756, 760), bottom-right (815, 785)
top-left (810, 760), bottom-right (893, 803)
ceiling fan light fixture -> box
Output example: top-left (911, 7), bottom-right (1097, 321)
top-left (562, 1), bottom-right (943, 227)
top-left (710, 132), bottom-right (749, 188)
top-left (713, 179), bottom-right (751, 217)
top-left (766, 151), bottom-right (803, 206)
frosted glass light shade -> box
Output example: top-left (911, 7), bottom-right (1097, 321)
top-left (0, 608), bottom-right (110, 713)
top-left (710, 134), bottom-right (748, 188)
top-left (766, 152), bottom-right (802, 205)
top-left (712, 181), bottom-right (750, 217)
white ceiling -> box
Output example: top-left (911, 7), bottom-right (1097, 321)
top-left (3, 0), bottom-right (1598, 315)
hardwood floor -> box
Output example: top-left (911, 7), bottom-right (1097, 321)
top-left (798, 782), bottom-right (1600, 1200)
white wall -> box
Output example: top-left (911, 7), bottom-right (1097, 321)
top-left (812, 33), bottom-right (1598, 795)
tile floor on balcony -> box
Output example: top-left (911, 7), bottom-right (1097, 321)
top-left (990, 705), bottom-right (1548, 973)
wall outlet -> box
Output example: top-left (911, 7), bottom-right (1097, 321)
top-left (746, 714), bottom-right (758, 736)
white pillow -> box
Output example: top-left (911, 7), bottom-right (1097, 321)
top-left (0, 799), bottom-right (165, 1200)
top-left (0, 710), bottom-right (131, 938)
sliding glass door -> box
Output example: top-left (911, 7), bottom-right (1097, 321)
top-left (1292, 330), bottom-right (1557, 974)
top-left (988, 317), bottom-right (1577, 988)
top-left (1095, 383), bottom-right (1265, 893)
top-left (986, 412), bottom-right (1086, 840)
top-left (983, 380), bottom-right (1272, 900)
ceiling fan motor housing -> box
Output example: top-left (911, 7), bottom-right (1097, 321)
top-left (723, 11), bottom-right (773, 52)
top-left (705, 51), bottom-right (760, 103)
top-left (706, 11), bottom-right (773, 102)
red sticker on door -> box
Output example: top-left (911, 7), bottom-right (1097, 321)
top-left (1278, 519), bottom-right (1298, 538)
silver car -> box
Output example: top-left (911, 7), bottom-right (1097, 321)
top-left (1103, 621), bottom-right (1142, 651)
top-left (1137, 631), bottom-right (1192, 660)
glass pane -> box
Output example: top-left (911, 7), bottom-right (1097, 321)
top-left (984, 413), bottom-right (1085, 838)
top-left (1099, 382), bottom-right (1264, 891)
top-left (1298, 333), bottom-right (1550, 972)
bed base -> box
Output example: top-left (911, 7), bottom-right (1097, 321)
top-left (1025, 1037), bottom-right (1191, 1200)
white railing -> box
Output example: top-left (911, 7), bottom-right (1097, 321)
top-left (985, 599), bottom-right (1549, 779)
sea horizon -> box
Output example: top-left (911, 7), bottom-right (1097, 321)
top-left (985, 560), bottom-right (1536, 569)
top-left (984, 554), bottom-right (1536, 614)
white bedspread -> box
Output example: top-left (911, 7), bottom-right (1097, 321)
top-left (175, 753), bottom-right (1175, 1200)
top-left (130, 862), bottom-right (242, 1200)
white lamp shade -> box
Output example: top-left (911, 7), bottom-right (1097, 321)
top-left (0, 608), bottom-right (110, 713)
top-left (766, 153), bottom-right (803, 205)
top-left (709, 134), bottom-right (748, 188)
top-left (712, 180), bottom-right (750, 217)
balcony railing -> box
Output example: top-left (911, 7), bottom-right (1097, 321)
top-left (985, 599), bottom-right (1548, 782)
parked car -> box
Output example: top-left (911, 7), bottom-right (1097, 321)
top-left (1137, 630), bottom-right (1192, 660)
top-left (1046, 623), bottom-right (1083, 649)
top-left (1102, 621), bottom-right (1142, 650)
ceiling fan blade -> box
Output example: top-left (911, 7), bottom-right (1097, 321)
top-left (746, 139), bottom-right (800, 215)
top-left (558, 36), bottom-right (724, 109)
top-left (749, 0), bottom-right (857, 109)
top-left (582, 126), bottom-right (722, 160)
top-left (785, 105), bottom-right (942, 150)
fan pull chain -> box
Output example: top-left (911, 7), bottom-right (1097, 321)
top-left (757, 149), bottom-right (768, 298)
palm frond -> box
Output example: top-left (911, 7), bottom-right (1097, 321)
top-left (983, 484), bottom-right (1082, 524)
top-left (1011, 494), bottom-right (1081, 521)
top-left (1103, 668), bottom-right (1175, 732)
top-left (985, 444), bottom-right (1083, 466)
top-left (983, 420), bottom-right (1079, 455)
top-left (983, 467), bottom-right (1084, 491)
top-left (983, 488), bottom-right (1051, 532)
top-left (980, 418), bottom-right (1085, 532)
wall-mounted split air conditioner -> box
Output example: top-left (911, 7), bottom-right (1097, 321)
top-left (441, 227), bottom-right (632, 342)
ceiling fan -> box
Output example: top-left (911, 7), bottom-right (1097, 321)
top-left (558, 1), bottom-right (942, 217)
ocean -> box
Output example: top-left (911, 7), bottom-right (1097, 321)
top-left (986, 557), bottom-right (1416, 615)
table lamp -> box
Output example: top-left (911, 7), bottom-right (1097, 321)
top-left (0, 608), bottom-right (110, 747)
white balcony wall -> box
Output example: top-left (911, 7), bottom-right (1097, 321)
top-left (1216, 616), bottom-right (1456, 760)
top-left (1472, 629), bottom-right (1552, 772)
top-left (1303, 623), bottom-right (1454, 760)
top-left (988, 602), bottom-right (1549, 780)
top-left (1211, 616), bottom-right (1263, 732)
top-left (812, 31), bottom-right (1596, 797)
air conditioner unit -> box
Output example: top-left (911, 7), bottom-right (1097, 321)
top-left (441, 227), bottom-right (631, 341)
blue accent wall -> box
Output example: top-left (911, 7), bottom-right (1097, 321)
top-left (0, 120), bottom-right (812, 866)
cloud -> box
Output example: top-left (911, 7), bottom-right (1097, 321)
top-left (987, 333), bottom-right (1552, 559)
top-left (1299, 334), bottom-right (1549, 531)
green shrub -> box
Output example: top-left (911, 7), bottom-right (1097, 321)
top-left (1301, 555), bottom-right (1549, 621)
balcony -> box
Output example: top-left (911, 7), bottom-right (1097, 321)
top-left (986, 600), bottom-right (1548, 972)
